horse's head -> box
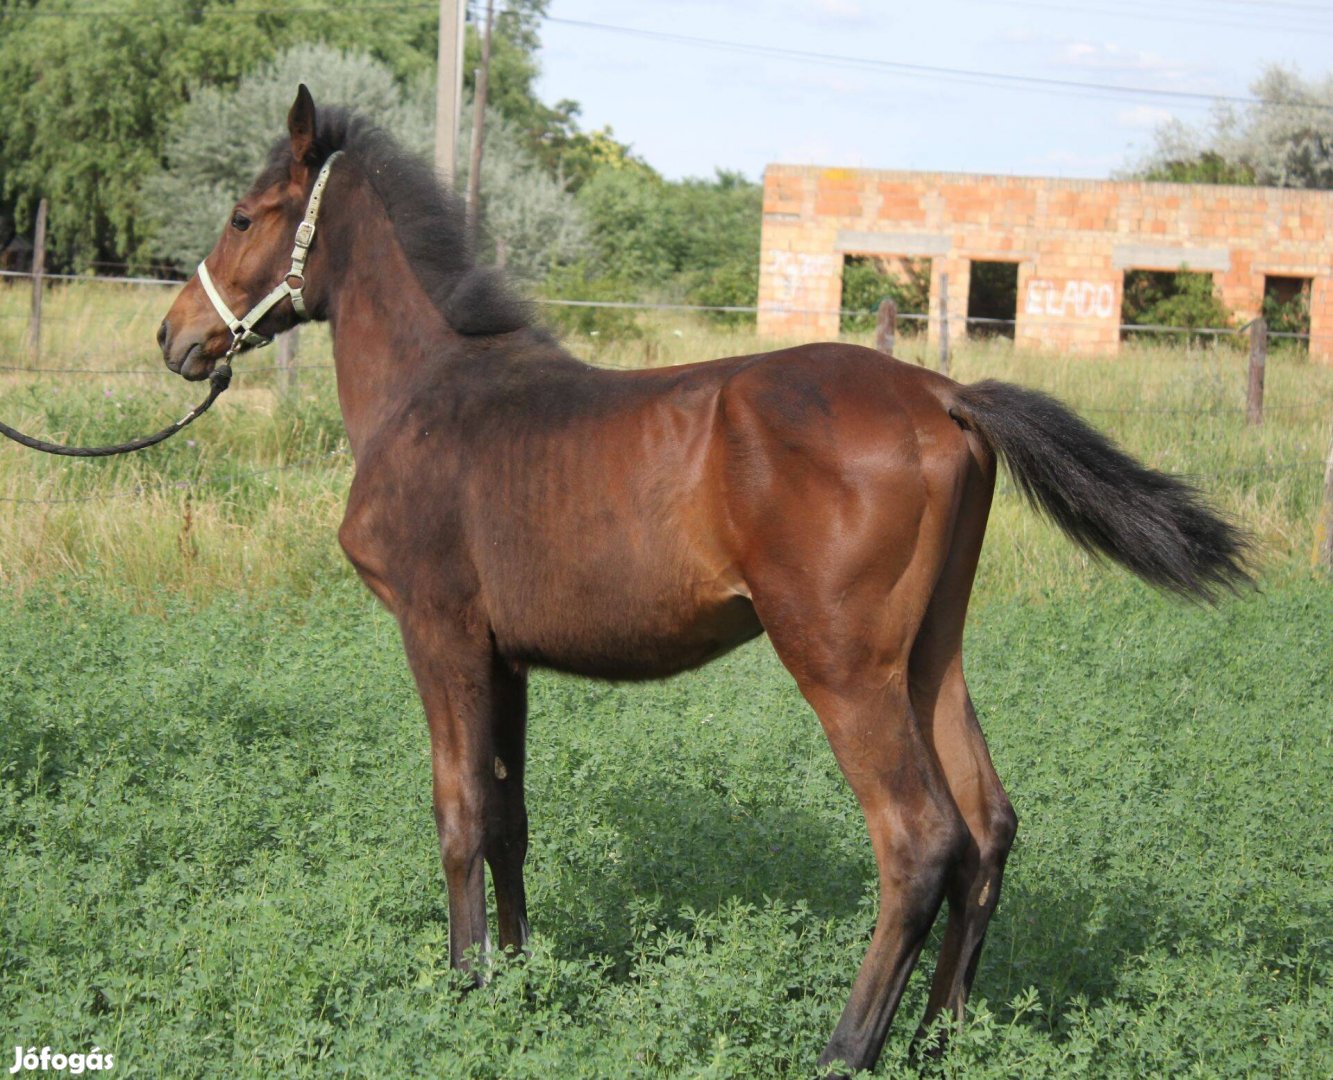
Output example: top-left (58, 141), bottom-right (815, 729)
top-left (159, 85), bottom-right (336, 380)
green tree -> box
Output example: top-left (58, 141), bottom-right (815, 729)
top-left (0, 0), bottom-right (435, 270)
top-left (146, 45), bottom-right (586, 282)
top-left (0, 0), bottom-right (627, 271)
top-left (458, 101), bottom-right (590, 283)
top-left (144, 45), bottom-right (434, 270)
top-left (459, 0), bottom-right (641, 189)
top-left (572, 168), bottom-right (760, 298)
top-left (1133, 64), bottom-right (1333, 189)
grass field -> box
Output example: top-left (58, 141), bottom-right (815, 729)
top-left (1, 280), bottom-right (1332, 1077)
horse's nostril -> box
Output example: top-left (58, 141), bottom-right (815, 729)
top-left (157, 319), bottom-right (169, 351)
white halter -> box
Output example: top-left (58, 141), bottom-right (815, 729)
top-left (197, 150), bottom-right (343, 353)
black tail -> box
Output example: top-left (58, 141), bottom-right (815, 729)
top-left (950, 379), bottom-right (1252, 601)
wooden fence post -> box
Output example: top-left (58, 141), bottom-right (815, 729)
top-left (1246, 317), bottom-right (1267, 425)
top-left (938, 272), bottom-right (951, 377)
top-left (1316, 417), bottom-right (1333, 572)
top-left (27, 197), bottom-right (47, 365)
top-left (276, 325), bottom-right (300, 396)
top-left (875, 298), bottom-right (897, 355)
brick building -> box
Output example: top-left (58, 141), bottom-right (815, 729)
top-left (757, 165), bottom-right (1333, 362)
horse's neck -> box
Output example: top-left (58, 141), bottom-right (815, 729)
top-left (325, 215), bottom-right (458, 460)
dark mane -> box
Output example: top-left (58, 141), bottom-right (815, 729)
top-left (256, 106), bottom-right (534, 337)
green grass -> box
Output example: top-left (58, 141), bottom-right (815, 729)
top-left (1, 577), bottom-right (1329, 1077)
top-left (1, 280), bottom-right (1332, 1075)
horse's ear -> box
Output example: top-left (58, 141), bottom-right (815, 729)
top-left (288, 84), bottom-right (318, 168)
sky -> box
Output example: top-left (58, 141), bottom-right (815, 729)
top-left (533, 0), bottom-right (1333, 183)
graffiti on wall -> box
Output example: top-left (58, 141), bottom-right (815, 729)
top-left (1024, 278), bottom-right (1116, 319)
top-left (761, 250), bottom-right (838, 313)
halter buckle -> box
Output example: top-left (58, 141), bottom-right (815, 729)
top-left (293, 221), bottom-right (315, 249)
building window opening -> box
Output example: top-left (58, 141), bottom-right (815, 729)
top-left (1263, 275), bottom-right (1311, 353)
top-left (840, 255), bottom-right (930, 336)
top-left (966, 261), bottom-right (1019, 340)
top-left (1120, 268), bottom-right (1233, 347)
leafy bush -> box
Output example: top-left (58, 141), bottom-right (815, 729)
top-left (1121, 268), bottom-right (1234, 344)
top-left (1262, 279), bottom-right (1311, 340)
top-left (839, 255), bottom-right (930, 334)
top-left (575, 168), bottom-right (761, 314)
top-left (539, 261), bottom-right (642, 339)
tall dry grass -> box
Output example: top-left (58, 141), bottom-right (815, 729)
top-left (2, 279), bottom-right (1330, 605)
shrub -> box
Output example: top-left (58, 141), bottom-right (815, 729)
top-left (839, 256), bottom-right (930, 334)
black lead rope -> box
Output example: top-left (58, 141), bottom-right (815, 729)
top-left (0, 362), bottom-right (232, 458)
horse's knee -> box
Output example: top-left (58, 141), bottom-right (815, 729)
top-left (434, 793), bottom-right (485, 876)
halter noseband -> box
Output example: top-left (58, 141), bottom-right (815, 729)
top-left (197, 150), bottom-right (343, 354)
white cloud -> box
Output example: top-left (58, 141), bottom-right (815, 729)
top-left (1055, 40), bottom-right (1202, 85)
top-left (816, 0), bottom-right (867, 22)
top-left (1115, 104), bottom-right (1174, 130)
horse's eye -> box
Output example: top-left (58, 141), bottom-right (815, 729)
top-left (231, 211), bottom-right (251, 232)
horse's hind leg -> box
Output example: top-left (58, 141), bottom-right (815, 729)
top-left (485, 655), bottom-right (531, 953)
top-left (753, 576), bottom-right (969, 1074)
top-left (911, 660), bottom-right (1017, 1045)
top-left (910, 457), bottom-right (1018, 1047)
top-left (805, 678), bottom-right (970, 1075)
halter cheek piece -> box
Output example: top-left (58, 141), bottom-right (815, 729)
top-left (197, 150), bottom-right (343, 355)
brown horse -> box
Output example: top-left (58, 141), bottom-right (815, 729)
top-left (158, 87), bottom-right (1248, 1074)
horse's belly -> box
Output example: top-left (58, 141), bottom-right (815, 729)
top-left (495, 587), bottom-right (762, 681)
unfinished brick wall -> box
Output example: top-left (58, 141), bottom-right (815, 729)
top-left (758, 165), bottom-right (1333, 362)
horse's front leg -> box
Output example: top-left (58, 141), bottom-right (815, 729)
top-left (398, 610), bottom-right (497, 976)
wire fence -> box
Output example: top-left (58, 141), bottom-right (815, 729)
top-left (2, 268), bottom-right (1331, 511)
top-left (0, 267), bottom-right (1324, 342)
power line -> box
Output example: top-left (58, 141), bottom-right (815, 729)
top-left (3, 4), bottom-right (1329, 112)
top-left (541, 16), bottom-right (1333, 113)
top-left (969, 0), bottom-right (1333, 36)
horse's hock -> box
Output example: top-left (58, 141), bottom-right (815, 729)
top-left (758, 165), bottom-right (1333, 361)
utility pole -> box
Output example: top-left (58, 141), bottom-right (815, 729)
top-left (433, 0), bottom-right (467, 185)
top-left (466, 0), bottom-right (495, 242)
